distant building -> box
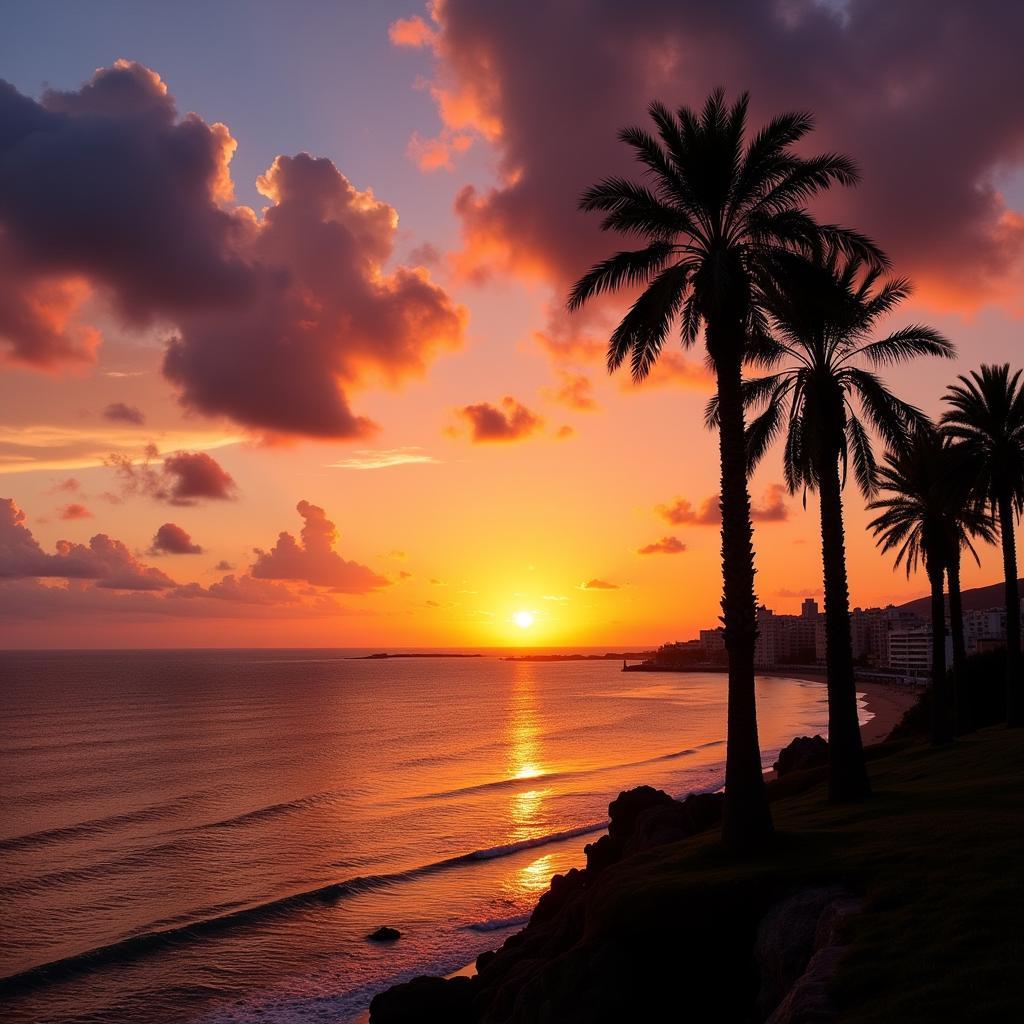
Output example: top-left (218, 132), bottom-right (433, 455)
top-left (816, 604), bottom-right (927, 668)
top-left (754, 602), bottom-right (819, 668)
top-left (698, 627), bottom-right (727, 663)
top-left (963, 608), bottom-right (1007, 655)
top-left (888, 626), bottom-right (952, 675)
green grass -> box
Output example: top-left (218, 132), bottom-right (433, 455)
top-left (586, 729), bottom-right (1024, 1022)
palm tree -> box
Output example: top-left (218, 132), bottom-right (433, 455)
top-left (567, 90), bottom-right (885, 850)
top-left (942, 449), bottom-right (996, 731)
top-left (729, 252), bottom-right (953, 797)
top-left (942, 365), bottom-right (1024, 727)
top-left (869, 428), bottom-right (992, 744)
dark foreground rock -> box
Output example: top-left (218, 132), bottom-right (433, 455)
top-left (369, 975), bottom-right (474, 1023)
top-left (755, 887), bottom-right (863, 1021)
top-left (367, 926), bottom-right (401, 942)
top-left (773, 735), bottom-right (829, 777)
top-left (368, 785), bottom-right (725, 1023)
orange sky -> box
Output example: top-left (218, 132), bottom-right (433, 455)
top-left (1, 4), bottom-right (1023, 648)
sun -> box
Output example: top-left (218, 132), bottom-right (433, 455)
top-left (513, 610), bottom-right (535, 629)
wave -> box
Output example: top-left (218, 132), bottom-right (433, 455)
top-left (466, 914), bottom-right (532, 933)
top-left (0, 792), bottom-right (211, 855)
top-left (0, 817), bottom-right (607, 996)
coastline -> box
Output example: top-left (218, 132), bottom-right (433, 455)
top-left (767, 670), bottom-right (918, 746)
top-left (356, 674), bottom-right (920, 1022)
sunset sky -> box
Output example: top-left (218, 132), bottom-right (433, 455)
top-left (1, 0), bottom-right (1022, 648)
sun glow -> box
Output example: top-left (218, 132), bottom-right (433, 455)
top-left (513, 610), bottom-right (535, 629)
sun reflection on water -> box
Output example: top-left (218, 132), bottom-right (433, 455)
top-left (517, 853), bottom-right (557, 894)
top-left (506, 666), bottom-right (549, 840)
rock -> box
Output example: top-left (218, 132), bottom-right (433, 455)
top-left (369, 975), bottom-right (475, 1023)
top-left (755, 887), bottom-right (845, 1017)
top-left (756, 888), bottom-right (865, 1023)
top-left (773, 735), bottom-right (829, 777)
top-left (766, 946), bottom-right (845, 1024)
top-left (607, 785), bottom-right (676, 837)
top-left (367, 925), bottom-right (401, 942)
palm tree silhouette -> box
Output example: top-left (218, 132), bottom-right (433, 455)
top-left (942, 365), bottom-right (1024, 727)
top-left (941, 444), bottom-right (996, 732)
top-left (727, 251), bottom-right (953, 797)
top-left (568, 90), bottom-right (884, 850)
top-left (869, 428), bottom-right (991, 744)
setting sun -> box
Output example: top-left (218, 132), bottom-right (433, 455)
top-left (513, 610), bottom-right (535, 629)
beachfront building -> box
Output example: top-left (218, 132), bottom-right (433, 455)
top-left (815, 604), bottom-right (928, 668)
top-left (754, 602), bottom-right (820, 668)
top-left (888, 626), bottom-right (953, 676)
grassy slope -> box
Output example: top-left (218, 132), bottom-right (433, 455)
top-left (586, 729), bottom-right (1023, 1022)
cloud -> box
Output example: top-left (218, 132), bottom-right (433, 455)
top-left (0, 62), bottom-right (466, 437)
top-left (657, 485), bottom-right (789, 526)
top-left (578, 578), bottom-right (619, 590)
top-left (393, 1), bottom-right (1024, 309)
top-left (407, 130), bottom-right (473, 172)
top-left (58, 502), bottom-right (91, 520)
top-left (150, 522), bottom-right (202, 555)
top-left (638, 536), bottom-right (687, 555)
top-left (53, 477), bottom-right (81, 493)
top-left (0, 425), bottom-right (241, 476)
top-left (455, 396), bottom-right (543, 442)
top-left (108, 446), bottom-right (237, 505)
top-left (657, 496), bottom-right (720, 527)
top-left (544, 371), bottom-right (596, 411)
top-left (0, 497), bottom-right (174, 590)
top-left (752, 483), bottom-right (789, 523)
top-left (103, 402), bottom-right (145, 426)
top-left (328, 447), bottom-right (439, 470)
top-left (251, 500), bottom-right (389, 593)
top-left (213, 559), bottom-right (234, 571)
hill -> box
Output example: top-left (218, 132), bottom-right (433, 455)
top-left (897, 577), bottom-right (1022, 619)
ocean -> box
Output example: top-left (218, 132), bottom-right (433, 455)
top-left (0, 649), bottom-right (845, 1023)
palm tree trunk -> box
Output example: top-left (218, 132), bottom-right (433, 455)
top-left (947, 548), bottom-right (969, 733)
top-left (714, 348), bottom-right (773, 852)
top-left (997, 493), bottom-right (1023, 726)
top-left (928, 562), bottom-right (952, 745)
top-left (816, 455), bottom-right (870, 800)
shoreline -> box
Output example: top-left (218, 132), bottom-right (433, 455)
top-left (355, 674), bottom-right (920, 1022)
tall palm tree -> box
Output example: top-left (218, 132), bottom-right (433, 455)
top-left (567, 90), bottom-right (885, 850)
top-left (942, 450), bottom-right (997, 731)
top-left (942, 365), bottom-right (1024, 727)
top-left (728, 252), bottom-right (953, 798)
top-left (869, 428), bottom-right (992, 744)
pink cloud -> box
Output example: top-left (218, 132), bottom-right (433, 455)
top-left (0, 497), bottom-right (174, 590)
top-left (58, 502), bottom-right (92, 521)
top-left (0, 62), bottom-right (465, 438)
top-left (251, 500), bottom-right (389, 593)
top-left (108, 447), bottom-right (237, 505)
top-left (393, 1), bottom-right (1024, 309)
top-left (657, 485), bottom-right (789, 526)
top-left (455, 396), bottom-right (543, 442)
top-left (103, 402), bottom-right (145, 425)
top-left (150, 522), bottom-right (203, 555)
top-left (638, 536), bottom-right (687, 555)
top-left (544, 371), bottom-right (596, 411)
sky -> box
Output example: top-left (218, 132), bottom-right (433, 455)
top-left (0, 0), bottom-right (1022, 648)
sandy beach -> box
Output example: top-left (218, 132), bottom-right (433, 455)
top-left (857, 679), bottom-right (921, 744)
